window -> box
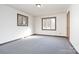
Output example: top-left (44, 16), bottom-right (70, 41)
top-left (42, 17), bottom-right (56, 30)
top-left (17, 14), bottom-right (28, 26)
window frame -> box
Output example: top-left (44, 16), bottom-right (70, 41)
top-left (42, 17), bottom-right (56, 31)
top-left (17, 13), bottom-right (28, 26)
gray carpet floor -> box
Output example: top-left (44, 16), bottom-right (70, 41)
top-left (0, 35), bottom-right (77, 54)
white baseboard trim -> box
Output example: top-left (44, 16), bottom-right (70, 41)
top-left (0, 34), bottom-right (34, 45)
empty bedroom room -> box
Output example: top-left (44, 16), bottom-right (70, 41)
top-left (0, 4), bottom-right (79, 54)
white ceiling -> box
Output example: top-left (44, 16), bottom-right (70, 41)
top-left (8, 4), bottom-right (70, 16)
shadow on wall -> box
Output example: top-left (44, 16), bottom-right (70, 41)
top-left (17, 27), bottom-right (32, 38)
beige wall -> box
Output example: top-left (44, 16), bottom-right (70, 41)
top-left (34, 12), bottom-right (67, 36)
top-left (69, 4), bottom-right (79, 53)
top-left (0, 5), bottom-right (34, 44)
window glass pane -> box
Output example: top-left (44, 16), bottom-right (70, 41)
top-left (42, 17), bottom-right (56, 30)
top-left (17, 15), bottom-right (23, 25)
top-left (50, 18), bottom-right (55, 29)
top-left (46, 19), bottom-right (51, 29)
top-left (43, 19), bottom-right (47, 29)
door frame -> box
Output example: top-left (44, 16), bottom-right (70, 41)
top-left (67, 11), bottom-right (70, 40)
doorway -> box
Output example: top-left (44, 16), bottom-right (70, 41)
top-left (67, 11), bottom-right (70, 39)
